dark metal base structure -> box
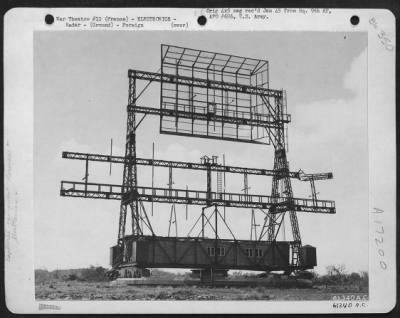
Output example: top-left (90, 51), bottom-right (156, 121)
top-left (110, 235), bottom-right (317, 278)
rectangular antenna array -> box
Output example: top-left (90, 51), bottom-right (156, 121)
top-left (160, 44), bottom-right (276, 144)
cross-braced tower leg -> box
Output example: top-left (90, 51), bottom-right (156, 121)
top-left (260, 92), bottom-right (303, 269)
top-left (116, 73), bottom-right (140, 264)
top-left (266, 151), bottom-right (281, 241)
top-left (265, 147), bottom-right (302, 267)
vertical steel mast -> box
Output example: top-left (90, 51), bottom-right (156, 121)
top-left (117, 72), bottom-right (139, 263)
top-left (263, 91), bottom-right (302, 267)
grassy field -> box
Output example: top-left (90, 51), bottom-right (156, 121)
top-left (35, 280), bottom-right (368, 301)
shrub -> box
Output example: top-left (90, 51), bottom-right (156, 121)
top-left (313, 265), bottom-right (369, 288)
top-left (80, 266), bottom-right (107, 282)
top-left (35, 269), bottom-right (51, 284)
top-left (67, 273), bottom-right (78, 281)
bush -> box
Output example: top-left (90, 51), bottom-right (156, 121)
top-left (67, 273), bottom-right (78, 281)
top-left (256, 286), bottom-right (266, 293)
top-left (155, 290), bottom-right (170, 300)
top-left (313, 265), bottom-right (369, 288)
top-left (35, 266), bottom-right (109, 284)
top-left (35, 269), bottom-right (51, 284)
top-left (80, 266), bottom-right (107, 282)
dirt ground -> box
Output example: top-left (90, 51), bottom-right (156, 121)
top-left (35, 281), bottom-right (368, 301)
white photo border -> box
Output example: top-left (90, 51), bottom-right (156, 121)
top-left (4, 7), bottom-right (396, 314)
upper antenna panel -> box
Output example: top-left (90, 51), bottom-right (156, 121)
top-left (158, 44), bottom-right (287, 145)
top-left (161, 44), bottom-right (269, 87)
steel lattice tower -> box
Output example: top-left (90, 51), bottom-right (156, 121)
top-left (60, 44), bottom-right (336, 276)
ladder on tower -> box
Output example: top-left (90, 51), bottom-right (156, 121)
top-left (282, 90), bottom-right (289, 152)
top-left (217, 170), bottom-right (223, 199)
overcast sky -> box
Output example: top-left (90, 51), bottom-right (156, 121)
top-left (34, 31), bottom-right (367, 274)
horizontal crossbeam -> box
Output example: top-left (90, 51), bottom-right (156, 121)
top-left (129, 69), bottom-right (283, 98)
top-left (298, 172), bottom-right (333, 181)
top-left (62, 151), bottom-right (301, 178)
top-left (159, 129), bottom-right (270, 145)
top-left (60, 181), bottom-right (336, 214)
top-left (127, 105), bottom-right (290, 129)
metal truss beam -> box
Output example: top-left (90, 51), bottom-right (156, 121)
top-left (62, 151), bottom-right (302, 178)
top-left (160, 130), bottom-right (270, 145)
top-left (299, 172), bottom-right (333, 181)
top-left (128, 70), bottom-right (283, 98)
top-left (60, 181), bottom-right (336, 214)
top-left (127, 105), bottom-right (290, 128)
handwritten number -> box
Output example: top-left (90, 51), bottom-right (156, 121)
top-left (378, 30), bottom-right (386, 38)
top-left (375, 236), bottom-right (383, 245)
top-left (369, 18), bottom-right (378, 28)
top-left (368, 20), bottom-right (394, 51)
